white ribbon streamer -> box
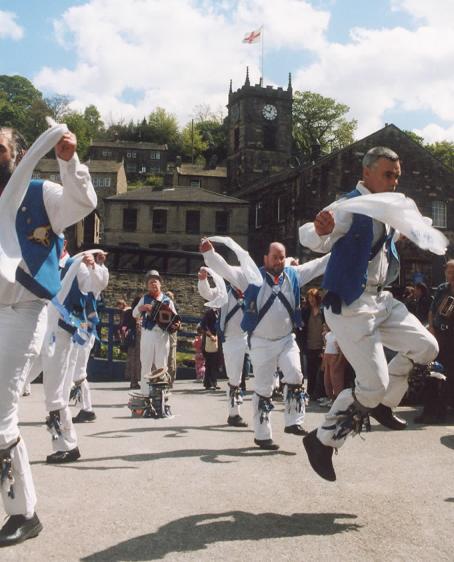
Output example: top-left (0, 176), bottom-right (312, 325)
top-left (325, 192), bottom-right (448, 256)
top-left (0, 118), bottom-right (69, 282)
top-left (200, 266), bottom-right (228, 308)
top-left (207, 236), bottom-right (263, 286)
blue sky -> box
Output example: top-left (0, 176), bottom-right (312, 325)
top-left (1, 0), bottom-right (454, 142)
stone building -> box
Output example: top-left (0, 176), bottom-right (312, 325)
top-left (174, 163), bottom-right (227, 193)
top-left (88, 140), bottom-right (168, 180)
top-left (103, 185), bottom-right (248, 252)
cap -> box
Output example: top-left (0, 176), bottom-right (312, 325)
top-left (146, 269), bottom-right (161, 280)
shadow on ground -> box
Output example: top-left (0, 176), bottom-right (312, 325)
top-left (440, 434), bottom-right (454, 450)
top-left (82, 510), bottom-right (362, 561)
top-left (32, 446), bottom-right (296, 470)
top-left (89, 424), bottom-right (253, 439)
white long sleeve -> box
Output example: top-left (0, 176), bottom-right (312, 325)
top-left (197, 279), bottom-right (218, 301)
top-left (43, 154), bottom-right (97, 234)
top-left (293, 254), bottom-right (330, 287)
top-left (202, 249), bottom-right (249, 292)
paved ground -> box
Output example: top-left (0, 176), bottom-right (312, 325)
top-left (2, 379), bottom-right (454, 561)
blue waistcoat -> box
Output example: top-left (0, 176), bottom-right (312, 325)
top-left (57, 257), bottom-right (88, 334)
top-left (241, 266), bottom-right (302, 336)
top-left (15, 180), bottom-right (64, 299)
top-left (322, 188), bottom-right (399, 309)
top-left (141, 293), bottom-right (171, 331)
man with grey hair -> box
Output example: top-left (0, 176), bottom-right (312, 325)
top-left (299, 145), bottom-right (439, 481)
top-left (0, 125), bottom-right (97, 545)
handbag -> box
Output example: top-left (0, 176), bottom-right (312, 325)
top-left (204, 334), bottom-right (218, 353)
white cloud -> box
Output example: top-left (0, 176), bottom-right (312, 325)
top-left (0, 10), bottom-right (24, 40)
top-left (34, 0), bottom-right (329, 125)
top-left (293, 4), bottom-right (454, 142)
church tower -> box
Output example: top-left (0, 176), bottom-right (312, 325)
top-left (226, 69), bottom-right (293, 193)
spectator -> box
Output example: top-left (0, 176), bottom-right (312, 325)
top-left (414, 282), bottom-right (432, 325)
top-left (122, 296), bottom-right (141, 390)
top-left (193, 325), bottom-right (206, 382)
top-left (320, 326), bottom-right (346, 407)
top-left (402, 286), bottom-right (417, 315)
top-left (301, 288), bottom-right (325, 400)
top-left (200, 308), bottom-right (221, 390)
top-left (166, 291), bottom-right (178, 387)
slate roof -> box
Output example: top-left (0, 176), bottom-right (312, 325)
top-left (177, 164), bottom-right (227, 178)
top-left (106, 186), bottom-right (246, 204)
top-left (91, 140), bottom-right (167, 150)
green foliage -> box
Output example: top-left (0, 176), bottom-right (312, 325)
top-left (292, 90), bottom-right (357, 157)
top-left (425, 140), bottom-right (454, 169)
top-left (181, 122), bottom-right (209, 162)
top-left (403, 130), bottom-right (424, 145)
top-left (148, 107), bottom-right (181, 152)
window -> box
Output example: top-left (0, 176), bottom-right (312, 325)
top-left (104, 177), bottom-right (111, 187)
top-left (126, 151), bottom-right (137, 158)
top-left (277, 195), bottom-right (289, 223)
top-left (432, 201), bottom-right (447, 228)
top-left (215, 211), bottom-right (229, 234)
top-left (31, 172), bottom-right (41, 179)
top-left (101, 150), bottom-right (112, 158)
top-left (263, 124), bottom-right (276, 150)
top-left (152, 209), bottom-right (167, 233)
top-left (234, 127), bottom-right (240, 151)
top-left (49, 174), bottom-right (61, 182)
top-left (190, 179), bottom-right (201, 188)
top-left (123, 208), bottom-right (137, 232)
top-left (126, 163), bottom-right (137, 172)
top-left (255, 201), bottom-right (263, 228)
top-left (186, 210), bottom-right (200, 234)
top-left (150, 151), bottom-right (161, 160)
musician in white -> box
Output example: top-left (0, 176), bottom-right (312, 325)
top-left (299, 146), bottom-right (440, 482)
top-left (197, 267), bottom-right (249, 427)
top-left (133, 270), bottom-right (179, 396)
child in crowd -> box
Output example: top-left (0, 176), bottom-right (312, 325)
top-left (193, 325), bottom-right (206, 382)
top-left (320, 326), bottom-right (346, 407)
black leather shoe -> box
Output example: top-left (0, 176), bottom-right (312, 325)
top-left (227, 415), bottom-right (248, 427)
top-left (284, 424), bottom-right (308, 436)
top-left (46, 447), bottom-right (81, 464)
top-left (303, 429), bottom-right (336, 482)
top-left (369, 404), bottom-right (407, 430)
top-left (72, 409), bottom-right (96, 423)
top-left (0, 513), bottom-right (42, 547)
top-left (254, 438), bottom-right (279, 450)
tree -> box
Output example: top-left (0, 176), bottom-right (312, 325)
top-left (292, 90), bottom-right (357, 157)
top-left (403, 130), bottom-right (424, 145)
top-left (83, 104), bottom-right (104, 140)
top-left (425, 140), bottom-right (454, 170)
top-left (63, 111), bottom-right (91, 160)
top-left (0, 75), bottom-right (47, 141)
top-left (181, 122), bottom-right (208, 163)
top-left (148, 107), bottom-right (181, 153)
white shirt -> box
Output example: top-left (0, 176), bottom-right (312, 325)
top-left (0, 156), bottom-right (97, 306)
top-left (133, 293), bottom-right (177, 321)
top-left (299, 182), bottom-right (396, 287)
top-left (203, 249), bottom-right (329, 341)
top-left (324, 331), bottom-right (339, 354)
top-left (198, 279), bottom-right (244, 338)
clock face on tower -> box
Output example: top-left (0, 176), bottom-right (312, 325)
top-left (262, 104), bottom-right (277, 121)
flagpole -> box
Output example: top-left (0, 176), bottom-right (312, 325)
top-left (261, 25), bottom-right (264, 84)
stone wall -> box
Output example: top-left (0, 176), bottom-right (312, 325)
top-left (103, 270), bottom-right (206, 318)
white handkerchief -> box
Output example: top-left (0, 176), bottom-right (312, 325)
top-left (326, 192), bottom-right (448, 255)
top-left (200, 266), bottom-right (228, 308)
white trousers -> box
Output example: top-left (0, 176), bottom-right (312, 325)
top-left (222, 334), bottom-right (248, 417)
top-left (42, 328), bottom-right (78, 452)
top-left (140, 327), bottom-right (170, 396)
top-left (0, 301), bottom-right (47, 517)
top-left (71, 334), bottom-right (96, 412)
top-left (249, 333), bottom-right (304, 440)
top-left (318, 291), bottom-right (439, 448)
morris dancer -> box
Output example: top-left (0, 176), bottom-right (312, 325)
top-left (70, 252), bottom-right (109, 423)
top-left (200, 238), bottom-right (329, 450)
top-left (198, 267), bottom-right (248, 427)
top-left (132, 270), bottom-right (180, 399)
top-left (0, 124), bottom-right (96, 546)
top-left (42, 250), bottom-right (107, 463)
top-left (299, 146), bottom-right (443, 481)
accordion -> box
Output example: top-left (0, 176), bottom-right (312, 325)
top-left (146, 300), bottom-right (181, 333)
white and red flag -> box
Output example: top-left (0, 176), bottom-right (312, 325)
top-left (242, 27), bottom-right (262, 44)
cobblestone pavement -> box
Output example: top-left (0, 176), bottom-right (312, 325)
top-left (2, 380), bottom-right (454, 561)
